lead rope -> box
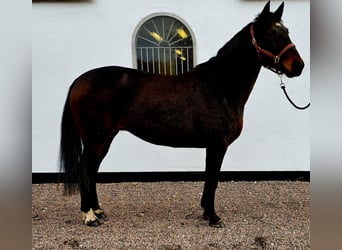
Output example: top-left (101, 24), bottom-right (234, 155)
top-left (278, 74), bottom-right (310, 110)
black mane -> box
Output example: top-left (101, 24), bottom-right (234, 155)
top-left (194, 23), bottom-right (254, 73)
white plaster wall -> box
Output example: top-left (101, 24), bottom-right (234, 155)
top-left (32, 0), bottom-right (310, 172)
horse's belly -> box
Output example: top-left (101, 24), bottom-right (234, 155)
top-left (121, 95), bottom-right (243, 148)
top-left (126, 127), bottom-right (208, 148)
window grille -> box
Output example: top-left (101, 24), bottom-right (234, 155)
top-left (134, 15), bottom-right (194, 75)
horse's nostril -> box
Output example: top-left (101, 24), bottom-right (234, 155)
top-left (293, 60), bottom-right (304, 73)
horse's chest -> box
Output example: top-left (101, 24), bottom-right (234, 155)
top-left (226, 114), bottom-right (243, 145)
top-left (207, 103), bottom-right (244, 145)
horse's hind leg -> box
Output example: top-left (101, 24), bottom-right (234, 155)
top-left (79, 130), bottom-right (118, 226)
top-left (201, 143), bottom-right (227, 228)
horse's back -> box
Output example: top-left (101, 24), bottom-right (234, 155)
top-left (71, 66), bottom-right (144, 91)
top-left (69, 66), bottom-right (146, 109)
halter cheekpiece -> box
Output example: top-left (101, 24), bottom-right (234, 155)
top-left (250, 24), bottom-right (310, 110)
top-left (250, 24), bottom-right (295, 75)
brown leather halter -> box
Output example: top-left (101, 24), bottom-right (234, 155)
top-left (250, 24), bottom-right (295, 74)
top-left (250, 24), bottom-right (310, 110)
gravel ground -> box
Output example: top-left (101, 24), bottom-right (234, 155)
top-left (32, 181), bottom-right (310, 249)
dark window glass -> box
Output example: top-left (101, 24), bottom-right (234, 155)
top-left (135, 16), bottom-right (194, 75)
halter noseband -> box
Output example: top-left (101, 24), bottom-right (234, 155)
top-left (250, 24), bottom-right (295, 74)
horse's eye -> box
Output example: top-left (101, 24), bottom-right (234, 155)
top-left (266, 29), bottom-right (277, 39)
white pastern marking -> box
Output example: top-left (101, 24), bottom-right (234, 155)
top-left (81, 208), bottom-right (98, 224)
top-left (94, 209), bottom-right (104, 215)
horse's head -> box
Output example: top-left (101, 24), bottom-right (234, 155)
top-left (251, 1), bottom-right (304, 78)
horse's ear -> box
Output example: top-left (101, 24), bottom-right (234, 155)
top-left (274, 2), bottom-right (284, 21)
top-left (260, 1), bottom-right (271, 17)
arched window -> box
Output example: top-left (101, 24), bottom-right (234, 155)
top-left (134, 14), bottom-right (195, 75)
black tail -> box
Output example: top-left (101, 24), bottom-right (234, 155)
top-left (59, 88), bottom-right (82, 195)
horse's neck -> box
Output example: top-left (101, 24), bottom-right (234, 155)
top-left (199, 23), bottom-right (262, 106)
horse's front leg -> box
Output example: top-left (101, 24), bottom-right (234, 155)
top-left (201, 144), bottom-right (227, 228)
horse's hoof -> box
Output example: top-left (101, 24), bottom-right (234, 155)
top-left (203, 212), bottom-right (223, 227)
top-left (209, 219), bottom-right (224, 228)
top-left (95, 212), bottom-right (108, 221)
top-left (86, 219), bottom-right (101, 227)
top-left (203, 212), bottom-right (210, 221)
top-left (82, 209), bottom-right (103, 227)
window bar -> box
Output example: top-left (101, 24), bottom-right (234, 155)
top-left (169, 38), bottom-right (185, 46)
top-left (181, 48), bottom-right (184, 74)
top-left (169, 48), bottom-right (172, 75)
top-left (162, 17), bottom-right (165, 40)
top-left (166, 20), bottom-right (175, 41)
top-left (138, 33), bottom-right (159, 46)
top-left (152, 48), bottom-right (155, 73)
top-left (151, 20), bottom-right (161, 38)
top-left (158, 48), bottom-right (161, 74)
top-left (140, 48), bottom-right (143, 71)
top-left (163, 48), bottom-right (166, 75)
top-left (146, 48), bottom-right (149, 72)
top-left (169, 30), bottom-right (179, 45)
top-left (175, 49), bottom-right (178, 75)
top-left (186, 48), bottom-right (189, 71)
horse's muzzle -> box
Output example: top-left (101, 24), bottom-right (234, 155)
top-left (286, 60), bottom-right (304, 78)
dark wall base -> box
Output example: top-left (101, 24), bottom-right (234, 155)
top-left (32, 171), bottom-right (309, 184)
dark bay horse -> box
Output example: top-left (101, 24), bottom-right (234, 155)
top-left (60, 1), bottom-right (304, 227)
